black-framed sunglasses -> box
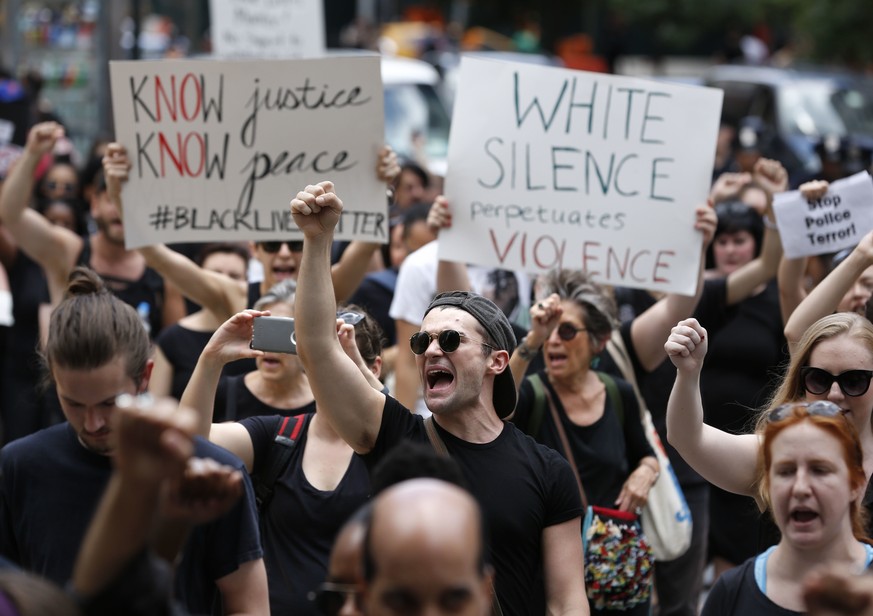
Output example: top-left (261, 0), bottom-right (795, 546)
top-left (260, 240), bottom-right (304, 254)
top-left (801, 366), bottom-right (873, 397)
top-left (767, 400), bottom-right (844, 423)
top-left (45, 180), bottom-right (77, 196)
top-left (308, 582), bottom-right (357, 616)
top-left (410, 329), bottom-right (494, 355)
top-left (556, 322), bottom-right (587, 341)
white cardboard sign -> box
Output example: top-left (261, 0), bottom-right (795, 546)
top-left (773, 171), bottom-right (873, 259)
top-left (209, 0), bottom-right (326, 58)
top-left (109, 56), bottom-right (386, 248)
top-left (439, 57), bottom-right (723, 295)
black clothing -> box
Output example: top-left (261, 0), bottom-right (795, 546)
top-left (79, 550), bottom-right (188, 616)
top-left (346, 268), bottom-right (398, 345)
top-left (361, 396), bottom-right (583, 616)
top-left (77, 237), bottom-right (168, 336)
top-left (241, 414), bottom-right (370, 616)
top-left (213, 374), bottom-right (316, 422)
top-left (701, 557), bottom-right (799, 616)
top-left (1, 253), bottom-right (57, 443)
top-left (0, 424), bottom-right (263, 614)
top-left (696, 277), bottom-right (786, 564)
top-left (247, 281), bottom-right (261, 309)
top-left (156, 324), bottom-right (254, 400)
top-left (513, 371), bottom-right (653, 508)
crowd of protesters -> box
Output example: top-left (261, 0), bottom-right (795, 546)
top-left (2, 43), bottom-right (873, 616)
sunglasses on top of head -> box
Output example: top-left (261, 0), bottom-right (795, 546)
top-left (767, 400), bottom-right (845, 423)
top-left (800, 366), bottom-right (873, 397)
top-left (260, 240), bottom-right (304, 254)
top-left (409, 329), bottom-right (494, 355)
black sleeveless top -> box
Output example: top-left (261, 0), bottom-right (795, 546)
top-left (77, 237), bottom-right (166, 336)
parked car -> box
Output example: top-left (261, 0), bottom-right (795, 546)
top-left (704, 64), bottom-right (873, 180)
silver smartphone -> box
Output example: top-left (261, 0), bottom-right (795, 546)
top-left (250, 316), bottom-right (297, 354)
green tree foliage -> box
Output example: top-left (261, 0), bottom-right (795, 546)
top-left (605, 0), bottom-right (873, 66)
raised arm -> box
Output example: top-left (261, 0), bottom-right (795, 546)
top-left (430, 196), bottom-right (471, 293)
top-left (665, 318), bottom-right (760, 498)
top-left (777, 180), bottom-right (830, 325)
top-left (72, 397), bottom-right (196, 599)
top-left (0, 123), bottom-right (82, 299)
top-left (723, 158), bottom-right (787, 305)
top-left (292, 182), bottom-right (386, 453)
top-left (629, 203), bottom-right (717, 371)
top-left (179, 310), bottom-right (267, 471)
top-left (329, 146), bottom-right (400, 302)
top-left (103, 143), bottom-right (245, 319)
top-left (509, 293), bottom-right (561, 390)
top-left (784, 229), bottom-right (873, 354)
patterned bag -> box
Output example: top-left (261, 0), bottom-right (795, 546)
top-left (583, 506), bottom-right (654, 611)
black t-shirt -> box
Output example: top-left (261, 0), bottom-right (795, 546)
top-left (0, 423), bottom-right (263, 614)
top-left (701, 557), bottom-right (800, 616)
top-left (2, 253), bottom-right (54, 442)
top-left (214, 374), bottom-right (316, 422)
top-left (361, 396), bottom-right (583, 616)
top-left (512, 371), bottom-right (653, 507)
top-left (241, 414), bottom-right (370, 616)
top-left (156, 324), bottom-right (255, 401)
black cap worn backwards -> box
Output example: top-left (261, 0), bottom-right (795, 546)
top-left (424, 291), bottom-right (517, 418)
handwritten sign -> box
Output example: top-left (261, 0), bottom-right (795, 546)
top-left (438, 57), bottom-right (723, 295)
top-left (210, 0), bottom-right (325, 58)
top-left (109, 56), bottom-right (386, 248)
top-left (773, 171), bottom-right (873, 259)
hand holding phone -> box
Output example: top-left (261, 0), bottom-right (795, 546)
top-left (250, 316), bottom-right (297, 354)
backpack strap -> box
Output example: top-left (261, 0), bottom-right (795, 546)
top-left (253, 413), bottom-right (311, 512)
top-left (595, 371), bottom-right (624, 427)
top-left (423, 416), bottom-right (449, 457)
top-left (525, 373), bottom-right (547, 437)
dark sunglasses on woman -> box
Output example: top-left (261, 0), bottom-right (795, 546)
top-left (409, 329), bottom-right (494, 355)
top-left (260, 240), bottom-right (304, 253)
top-left (800, 366), bottom-right (873, 397)
top-left (555, 322), bottom-right (587, 341)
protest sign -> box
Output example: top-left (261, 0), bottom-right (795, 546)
top-left (439, 57), bottom-right (723, 295)
top-left (210, 0), bottom-right (325, 58)
top-left (773, 171), bottom-right (873, 259)
top-left (109, 56), bottom-right (386, 248)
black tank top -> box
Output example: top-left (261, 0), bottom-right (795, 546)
top-left (77, 237), bottom-right (166, 336)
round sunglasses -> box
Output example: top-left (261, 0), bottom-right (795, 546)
top-left (410, 329), bottom-right (494, 355)
top-left (800, 366), bottom-right (873, 397)
top-left (767, 400), bottom-right (844, 423)
top-left (556, 322), bottom-right (587, 341)
top-left (260, 240), bottom-right (304, 254)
